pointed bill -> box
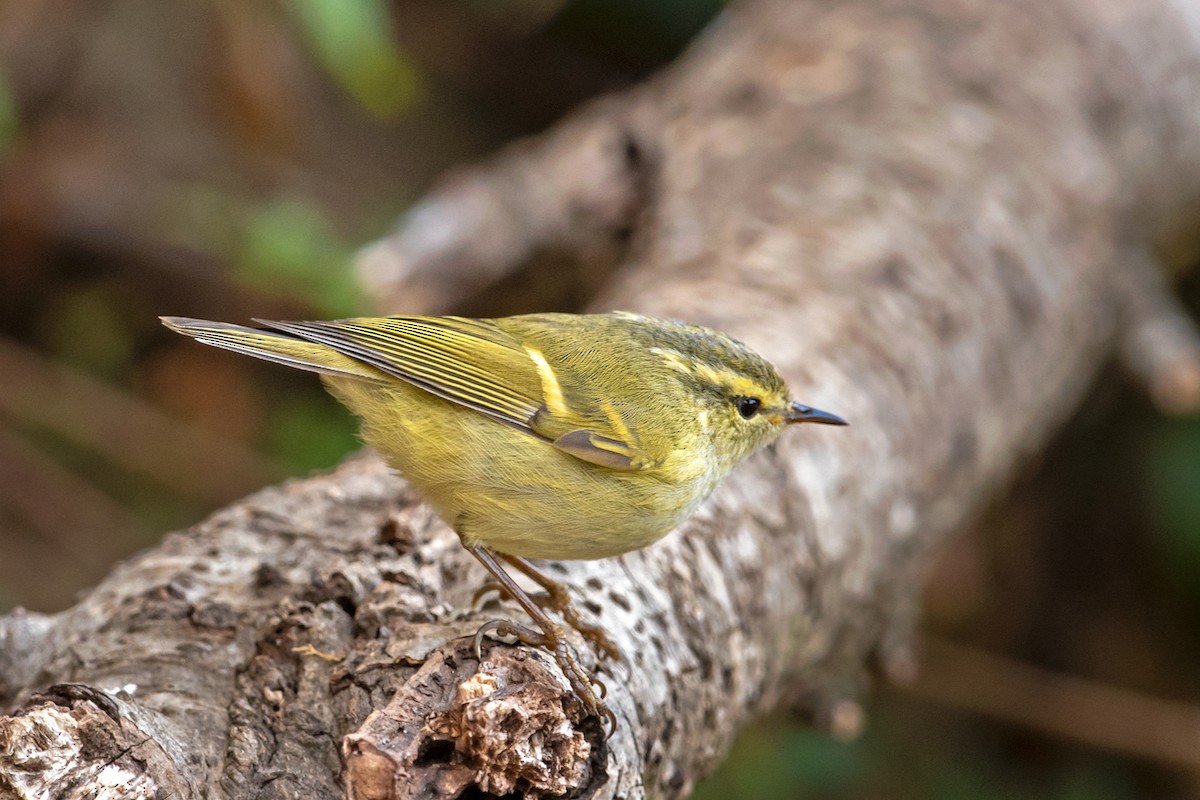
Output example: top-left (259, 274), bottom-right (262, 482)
top-left (783, 402), bottom-right (848, 425)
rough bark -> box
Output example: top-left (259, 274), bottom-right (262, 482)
top-left (5, 0), bottom-right (1200, 797)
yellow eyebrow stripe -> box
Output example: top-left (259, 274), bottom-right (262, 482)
top-left (652, 347), bottom-right (755, 392)
top-left (525, 347), bottom-right (569, 416)
top-left (690, 362), bottom-right (762, 397)
top-left (650, 346), bottom-right (693, 376)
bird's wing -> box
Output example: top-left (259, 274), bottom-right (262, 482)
top-left (160, 317), bottom-right (385, 380)
top-left (495, 314), bottom-right (665, 471)
top-left (258, 315), bottom-right (656, 471)
top-left (541, 424), bottom-right (648, 471)
top-left (257, 316), bottom-right (545, 433)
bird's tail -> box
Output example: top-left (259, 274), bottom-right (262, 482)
top-left (160, 317), bottom-right (382, 380)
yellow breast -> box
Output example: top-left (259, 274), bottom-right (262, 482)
top-left (325, 375), bottom-right (721, 560)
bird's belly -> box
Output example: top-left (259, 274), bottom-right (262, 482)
top-left (433, 454), bottom-right (704, 560)
top-left (327, 376), bottom-right (715, 560)
top-left (455, 484), bottom-right (697, 560)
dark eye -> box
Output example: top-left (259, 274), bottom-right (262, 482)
top-left (735, 397), bottom-right (762, 419)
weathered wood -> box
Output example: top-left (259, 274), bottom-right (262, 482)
top-left (5, 0), bottom-right (1200, 797)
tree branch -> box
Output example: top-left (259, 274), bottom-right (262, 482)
top-left (5, 0), bottom-right (1200, 797)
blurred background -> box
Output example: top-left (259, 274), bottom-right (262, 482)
top-left (1, 1), bottom-right (1199, 797)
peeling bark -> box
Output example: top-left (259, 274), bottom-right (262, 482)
top-left (5, 0), bottom-right (1200, 797)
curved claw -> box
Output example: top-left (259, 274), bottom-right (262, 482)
top-left (473, 619), bottom-right (505, 660)
top-left (600, 706), bottom-right (618, 739)
top-left (475, 618), bottom-right (547, 653)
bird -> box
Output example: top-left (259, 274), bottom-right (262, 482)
top-left (161, 311), bottom-right (846, 731)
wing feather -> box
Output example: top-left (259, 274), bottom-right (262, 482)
top-left (257, 316), bottom-right (544, 431)
top-left (249, 314), bottom-right (656, 471)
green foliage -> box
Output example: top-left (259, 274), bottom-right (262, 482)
top-left (287, 0), bottom-right (421, 119)
top-left (43, 285), bottom-right (136, 378)
top-left (0, 67), bottom-right (16, 156)
top-left (264, 390), bottom-right (359, 474)
top-left (693, 720), bottom-right (864, 799)
top-left (695, 709), bottom-right (1151, 800)
top-left (236, 196), bottom-right (365, 317)
top-left (1145, 416), bottom-right (1200, 609)
top-left (1051, 761), bottom-right (1141, 800)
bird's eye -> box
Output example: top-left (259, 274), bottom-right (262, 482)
top-left (735, 397), bottom-right (762, 419)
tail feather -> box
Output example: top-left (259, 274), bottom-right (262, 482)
top-left (160, 317), bottom-right (382, 380)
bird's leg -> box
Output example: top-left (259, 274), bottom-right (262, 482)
top-left (496, 554), bottom-right (622, 662)
top-left (471, 567), bottom-right (621, 662)
top-left (467, 547), bottom-right (616, 732)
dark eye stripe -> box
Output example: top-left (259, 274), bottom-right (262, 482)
top-left (736, 397), bottom-right (761, 419)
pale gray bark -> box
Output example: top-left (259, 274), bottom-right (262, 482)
top-left (5, 0), bottom-right (1200, 797)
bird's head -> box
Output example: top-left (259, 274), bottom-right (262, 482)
top-left (642, 319), bottom-right (847, 470)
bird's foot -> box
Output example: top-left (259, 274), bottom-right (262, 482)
top-left (472, 582), bottom-right (622, 662)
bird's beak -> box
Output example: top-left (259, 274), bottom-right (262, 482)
top-left (783, 402), bottom-right (848, 425)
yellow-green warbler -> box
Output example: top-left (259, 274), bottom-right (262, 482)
top-left (161, 312), bottom-right (846, 730)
